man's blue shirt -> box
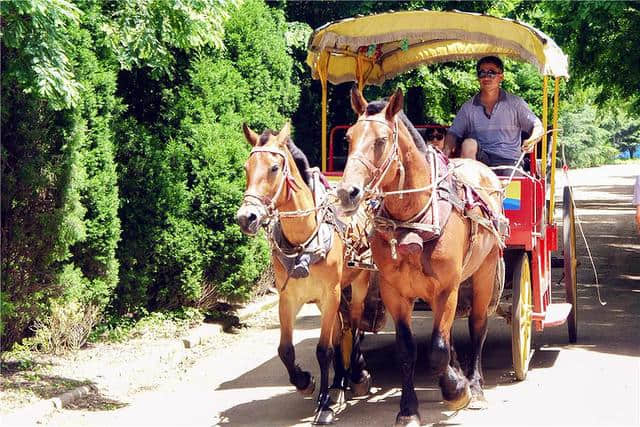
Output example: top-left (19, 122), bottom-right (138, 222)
top-left (448, 89), bottom-right (540, 161)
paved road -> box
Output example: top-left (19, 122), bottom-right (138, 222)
top-left (43, 164), bottom-right (640, 426)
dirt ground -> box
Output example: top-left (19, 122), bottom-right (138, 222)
top-left (0, 297), bottom-right (278, 417)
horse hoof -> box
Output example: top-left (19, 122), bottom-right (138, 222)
top-left (394, 413), bottom-right (421, 427)
top-left (312, 408), bottom-right (335, 425)
top-left (444, 384), bottom-right (471, 411)
top-left (468, 389), bottom-right (489, 410)
top-left (329, 387), bottom-right (345, 406)
top-left (351, 370), bottom-right (371, 397)
top-left (298, 375), bottom-right (316, 396)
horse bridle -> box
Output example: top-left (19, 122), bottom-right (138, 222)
top-left (241, 146), bottom-right (298, 219)
top-left (348, 117), bottom-right (406, 198)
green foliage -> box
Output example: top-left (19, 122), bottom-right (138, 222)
top-left (100, 0), bottom-right (238, 78)
top-left (522, 1), bottom-right (640, 113)
top-left (2, 1), bottom-right (121, 349)
top-left (0, 0), bottom-right (83, 109)
top-left (600, 104), bottom-right (640, 159)
top-left (1, 92), bottom-right (87, 347)
top-left (224, 0), bottom-right (299, 125)
top-left (68, 24), bottom-right (122, 308)
top-left (114, 0), bottom-right (293, 313)
top-left (559, 93), bottom-right (618, 168)
top-left (89, 308), bottom-right (204, 343)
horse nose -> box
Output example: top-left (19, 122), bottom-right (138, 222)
top-left (236, 210), bottom-right (259, 234)
top-left (337, 184), bottom-right (363, 212)
top-left (349, 185), bottom-right (362, 200)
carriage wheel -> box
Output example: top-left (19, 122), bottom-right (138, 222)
top-left (563, 186), bottom-right (578, 343)
top-left (511, 252), bottom-right (532, 381)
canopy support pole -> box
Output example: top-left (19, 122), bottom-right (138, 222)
top-left (541, 76), bottom-right (548, 181)
top-left (548, 77), bottom-right (560, 224)
top-left (356, 52), bottom-right (366, 92)
top-left (318, 50), bottom-right (330, 173)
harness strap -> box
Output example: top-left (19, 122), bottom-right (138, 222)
top-left (461, 220), bottom-right (479, 273)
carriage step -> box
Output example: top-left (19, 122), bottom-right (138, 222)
top-left (534, 303), bottom-right (572, 327)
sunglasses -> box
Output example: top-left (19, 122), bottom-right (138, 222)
top-left (427, 133), bottom-right (444, 141)
top-left (477, 69), bottom-right (502, 79)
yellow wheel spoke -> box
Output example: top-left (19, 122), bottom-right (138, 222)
top-left (512, 253), bottom-right (532, 381)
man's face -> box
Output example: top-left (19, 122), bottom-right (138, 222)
top-left (477, 63), bottom-right (503, 91)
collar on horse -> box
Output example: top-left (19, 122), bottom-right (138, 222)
top-left (373, 146), bottom-right (460, 257)
top-left (371, 146), bottom-right (508, 261)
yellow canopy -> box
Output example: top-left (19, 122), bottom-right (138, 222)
top-left (306, 9), bottom-right (569, 85)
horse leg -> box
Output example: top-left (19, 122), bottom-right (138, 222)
top-left (431, 286), bottom-right (471, 411)
top-left (329, 315), bottom-right (347, 406)
top-left (467, 249), bottom-right (499, 409)
top-left (313, 284), bottom-right (341, 425)
top-left (381, 280), bottom-right (420, 427)
top-left (277, 297), bottom-right (315, 395)
top-left (348, 271), bottom-right (371, 396)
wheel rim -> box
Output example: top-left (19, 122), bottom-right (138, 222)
top-left (512, 253), bottom-right (532, 381)
top-left (518, 259), bottom-right (532, 364)
top-left (563, 186), bottom-right (578, 343)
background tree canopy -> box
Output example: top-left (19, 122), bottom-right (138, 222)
top-left (1, 0), bottom-right (638, 350)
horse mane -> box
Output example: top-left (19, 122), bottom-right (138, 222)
top-left (366, 100), bottom-right (428, 154)
top-left (258, 129), bottom-right (312, 187)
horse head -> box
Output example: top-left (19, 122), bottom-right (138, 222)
top-left (236, 121), bottom-right (297, 235)
top-left (337, 87), bottom-right (405, 215)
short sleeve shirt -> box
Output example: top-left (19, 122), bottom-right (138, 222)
top-left (634, 176), bottom-right (640, 206)
top-left (448, 89), bottom-right (541, 161)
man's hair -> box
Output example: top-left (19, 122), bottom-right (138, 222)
top-left (476, 56), bottom-right (504, 73)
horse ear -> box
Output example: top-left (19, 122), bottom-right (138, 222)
top-left (385, 88), bottom-right (404, 121)
top-left (351, 85), bottom-right (367, 115)
top-left (242, 123), bottom-right (259, 146)
top-left (278, 121), bottom-right (291, 146)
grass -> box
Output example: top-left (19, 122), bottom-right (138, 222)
top-left (88, 307), bottom-right (205, 343)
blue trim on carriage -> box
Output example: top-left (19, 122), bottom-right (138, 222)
top-left (503, 198), bottom-right (521, 210)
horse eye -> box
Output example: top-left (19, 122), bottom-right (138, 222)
top-left (270, 164), bottom-right (279, 173)
top-left (375, 137), bottom-right (388, 146)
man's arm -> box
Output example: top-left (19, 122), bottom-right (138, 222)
top-left (522, 119), bottom-right (544, 153)
top-left (444, 133), bottom-right (458, 157)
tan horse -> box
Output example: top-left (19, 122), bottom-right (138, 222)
top-left (336, 88), bottom-right (505, 427)
top-left (236, 122), bottom-right (373, 425)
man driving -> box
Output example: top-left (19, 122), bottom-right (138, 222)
top-left (444, 56), bottom-right (544, 170)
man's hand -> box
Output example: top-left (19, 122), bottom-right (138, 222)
top-left (522, 120), bottom-right (544, 153)
top-left (522, 136), bottom-right (540, 153)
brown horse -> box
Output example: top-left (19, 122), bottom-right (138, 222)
top-left (236, 122), bottom-right (374, 425)
top-left (336, 88), bottom-right (505, 426)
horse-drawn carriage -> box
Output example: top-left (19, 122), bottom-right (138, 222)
top-left (238, 9), bottom-right (578, 426)
top-left (306, 8), bottom-right (578, 418)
